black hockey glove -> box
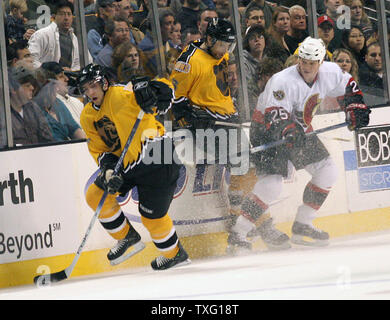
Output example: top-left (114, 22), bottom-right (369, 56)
top-left (131, 76), bottom-right (157, 113)
top-left (103, 169), bottom-right (124, 194)
top-left (345, 103), bottom-right (370, 131)
top-left (149, 80), bottom-right (174, 115)
top-left (95, 153), bottom-right (124, 194)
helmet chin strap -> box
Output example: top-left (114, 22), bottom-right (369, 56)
top-left (205, 36), bottom-right (218, 58)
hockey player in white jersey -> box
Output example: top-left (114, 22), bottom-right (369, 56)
top-left (228, 37), bottom-right (370, 249)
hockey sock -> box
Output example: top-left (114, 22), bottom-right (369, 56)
top-left (240, 193), bottom-right (269, 223)
top-left (295, 182), bottom-right (330, 225)
top-left (141, 214), bottom-right (179, 259)
top-left (228, 169), bottom-right (258, 215)
top-left (85, 183), bottom-right (130, 239)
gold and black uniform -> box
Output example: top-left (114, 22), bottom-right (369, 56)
top-left (170, 41), bottom-right (237, 120)
top-left (81, 81), bottom-right (181, 259)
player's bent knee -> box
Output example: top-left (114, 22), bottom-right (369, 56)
top-left (312, 157), bottom-right (339, 190)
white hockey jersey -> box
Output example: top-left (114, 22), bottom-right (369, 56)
top-left (253, 61), bottom-right (357, 132)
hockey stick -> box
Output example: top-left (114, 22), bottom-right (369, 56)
top-left (250, 121), bottom-right (348, 154)
top-left (33, 110), bottom-right (145, 287)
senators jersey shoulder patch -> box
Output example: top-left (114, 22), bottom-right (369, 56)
top-left (174, 61), bottom-right (191, 73)
top-left (273, 90), bottom-right (285, 101)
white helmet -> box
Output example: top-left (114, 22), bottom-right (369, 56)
top-left (298, 37), bottom-right (326, 63)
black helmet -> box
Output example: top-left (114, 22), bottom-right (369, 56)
top-left (205, 18), bottom-right (236, 43)
top-left (77, 63), bottom-right (107, 91)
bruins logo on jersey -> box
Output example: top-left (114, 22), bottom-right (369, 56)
top-left (214, 61), bottom-right (229, 97)
top-left (93, 116), bottom-right (121, 152)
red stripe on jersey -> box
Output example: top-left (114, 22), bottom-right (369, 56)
top-left (252, 109), bottom-right (265, 124)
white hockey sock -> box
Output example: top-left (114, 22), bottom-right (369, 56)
top-left (232, 215), bottom-right (256, 236)
top-left (294, 204), bottom-right (317, 226)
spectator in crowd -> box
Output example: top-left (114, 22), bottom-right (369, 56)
top-left (170, 0), bottom-right (207, 16)
top-left (244, 0), bottom-right (275, 29)
top-left (138, 8), bottom-right (177, 77)
top-left (8, 66), bottom-right (54, 146)
top-left (323, 0), bottom-right (344, 48)
top-left (320, 47), bottom-right (360, 112)
top-left (341, 25), bottom-right (367, 66)
top-left (5, 0), bottom-right (35, 43)
top-left (87, 0), bottom-right (117, 60)
top-left (176, 0), bottom-right (202, 32)
top-left (243, 25), bottom-right (285, 108)
top-left (243, 25), bottom-right (265, 90)
top-left (34, 68), bottom-right (86, 141)
top-left (215, 0), bottom-right (231, 19)
top-left (317, 15), bottom-right (336, 53)
top-left (324, 0), bottom-right (345, 23)
top-left (347, 0), bottom-right (373, 38)
top-left (28, 0), bottom-right (80, 71)
top-left (227, 55), bottom-right (239, 104)
top-left (40, 62), bottom-right (84, 126)
top-left (95, 17), bottom-right (131, 68)
top-left (197, 7), bottom-right (218, 38)
top-left (181, 27), bottom-right (201, 47)
top-left (267, 7), bottom-right (292, 63)
top-left (332, 48), bottom-right (359, 81)
top-left (117, 0), bottom-right (145, 45)
top-left (112, 41), bottom-right (144, 82)
top-left (6, 40), bottom-right (34, 69)
top-left (171, 21), bottom-right (182, 50)
top-left (84, 0), bottom-right (97, 14)
top-left (359, 42), bottom-right (384, 95)
top-left (244, 6), bottom-right (266, 33)
top-left (285, 5), bottom-right (308, 54)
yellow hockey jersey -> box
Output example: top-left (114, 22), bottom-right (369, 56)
top-left (170, 41), bottom-right (236, 119)
top-left (80, 83), bottom-right (166, 172)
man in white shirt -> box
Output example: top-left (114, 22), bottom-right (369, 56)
top-left (28, 0), bottom-right (80, 71)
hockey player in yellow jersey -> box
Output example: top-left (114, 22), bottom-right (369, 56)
top-left (78, 64), bottom-right (190, 270)
top-left (170, 18), bottom-right (290, 252)
top-left (170, 18), bottom-right (237, 122)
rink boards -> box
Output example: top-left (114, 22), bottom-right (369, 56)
top-left (1, 109), bottom-right (390, 288)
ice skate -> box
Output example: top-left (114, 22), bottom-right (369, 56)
top-left (151, 242), bottom-right (191, 270)
top-left (226, 231), bottom-right (252, 255)
top-left (248, 218), bottom-right (291, 250)
top-left (291, 221), bottom-right (329, 247)
top-left (107, 226), bottom-right (145, 266)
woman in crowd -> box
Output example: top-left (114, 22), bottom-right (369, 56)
top-left (346, 0), bottom-right (373, 38)
top-left (243, 24), bottom-right (287, 108)
top-left (341, 25), bottom-right (367, 66)
top-left (332, 48), bottom-right (360, 82)
top-left (321, 48), bottom-right (360, 112)
top-left (266, 7), bottom-right (292, 64)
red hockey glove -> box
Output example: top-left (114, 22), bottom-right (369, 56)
top-left (345, 103), bottom-right (370, 131)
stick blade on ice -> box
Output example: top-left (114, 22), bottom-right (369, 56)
top-left (34, 270), bottom-right (67, 287)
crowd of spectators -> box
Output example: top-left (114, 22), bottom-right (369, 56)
top-left (2, 0), bottom-right (390, 148)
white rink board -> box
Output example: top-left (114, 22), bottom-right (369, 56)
top-left (1, 107), bottom-right (389, 264)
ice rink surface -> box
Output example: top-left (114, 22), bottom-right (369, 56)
top-left (1, 231), bottom-right (390, 301)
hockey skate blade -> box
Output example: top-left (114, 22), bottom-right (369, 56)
top-left (109, 241), bottom-right (146, 266)
top-left (291, 234), bottom-right (329, 247)
top-left (152, 258), bottom-right (192, 271)
top-left (247, 235), bottom-right (291, 250)
top-left (34, 270), bottom-right (67, 287)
